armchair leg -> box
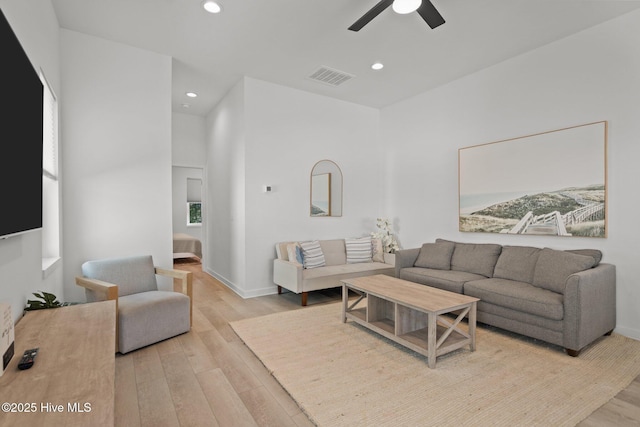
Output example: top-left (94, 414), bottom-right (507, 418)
top-left (301, 292), bottom-right (308, 306)
top-left (277, 285), bottom-right (282, 294)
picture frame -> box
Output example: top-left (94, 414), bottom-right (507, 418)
top-left (458, 121), bottom-right (607, 237)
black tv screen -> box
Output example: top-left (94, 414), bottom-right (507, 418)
top-left (0, 9), bottom-right (44, 239)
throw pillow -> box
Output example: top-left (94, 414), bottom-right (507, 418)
top-left (532, 248), bottom-right (596, 293)
top-left (414, 242), bottom-right (455, 270)
top-left (295, 245), bottom-right (304, 265)
top-left (345, 237), bottom-right (373, 264)
top-left (300, 240), bottom-right (326, 269)
top-left (371, 238), bottom-right (384, 262)
top-left (286, 243), bottom-right (303, 267)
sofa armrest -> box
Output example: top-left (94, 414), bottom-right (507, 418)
top-left (273, 259), bottom-right (303, 293)
top-left (563, 263), bottom-right (616, 351)
top-left (394, 248), bottom-right (421, 278)
top-left (155, 267), bottom-right (193, 327)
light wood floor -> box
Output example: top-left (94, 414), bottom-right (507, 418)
top-left (114, 261), bottom-right (640, 426)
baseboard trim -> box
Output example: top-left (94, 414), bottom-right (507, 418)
top-left (202, 267), bottom-right (278, 299)
top-left (613, 326), bottom-right (640, 341)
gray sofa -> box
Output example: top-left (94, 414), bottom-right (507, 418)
top-left (395, 239), bottom-right (616, 356)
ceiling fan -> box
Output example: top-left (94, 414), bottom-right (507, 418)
top-left (348, 0), bottom-right (445, 32)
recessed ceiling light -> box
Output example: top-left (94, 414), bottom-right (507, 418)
top-left (202, 0), bottom-right (221, 14)
top-left (392, 0), bottom-right (421, 14)
top-left (186, 92), bottom-right (198, 98)
top-left (371, 62), bottom-right (384, 71)
top-left (181, 103), bottom-right (190, 108)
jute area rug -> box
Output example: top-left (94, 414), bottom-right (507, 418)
top-left (230, 302), bottom-right (640, 427)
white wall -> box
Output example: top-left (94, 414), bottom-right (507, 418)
top-left (243, 78), bottom-right (383, 297)
top-left (61, 29), bottom-right (174, 300)
top-left (205, 80), bottom-right (246, 289)
top-left (382, 9), bottom-right (640, 339)
top-left (0, 0), bottom-right (62, 323)
top-left (172, 112), bottom-right (206, 167)
top-left (205, 77), bottom-right (383, 297)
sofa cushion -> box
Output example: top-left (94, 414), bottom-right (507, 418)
top-left (532, 248), bottom-right (595, 293)
top-left (399, 267), bottom-right (485, 294)
top-left (566, 249), bottom-right (602, 266)
top-left (118, 290), bottom-right (190, 353)
top-left (371, 238), bottom-right (384, 262)
top-left (345, 237), bottom-right (373, 264)
top-left (318, 239), bottom-right (346, 266)
top-left (493, 245), bottom-right (541, 283)
top-left (414, 241), bottom-right (455, 270)
top-left (464, 278), bottom-right (564, 321)
top-left (437, 239), bottom-right (502, 278)
top-left (302, 262), bottom-right (394, 280)
top-left (300, 240), bottom-right (326, 269)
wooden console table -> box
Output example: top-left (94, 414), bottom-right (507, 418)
top-left (0, 300), bottom-right (116, 426)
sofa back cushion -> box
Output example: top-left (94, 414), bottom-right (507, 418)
top-left (82, 255), bottom-right (158, 298)
top-left (437, 239), bottom-right (502, 278)
top-left (275, 242), bottom-right (294, 260)
top-left (319, 239), bottom-right (347, 266)
top-left (414, 241), bottom-right (455, 270)
top-left (493, 246), bottom-right (541, 283)
top-left (532, 248), bottom-right (596, 293)
top-left (566, 249), bottom-right (602, 266)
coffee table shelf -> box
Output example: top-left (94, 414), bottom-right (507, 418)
top-left (342, 275), bottom-right (479, 368)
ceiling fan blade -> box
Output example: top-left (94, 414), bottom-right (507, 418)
top-left (416, 0), bottom-right (445, 29)
top-left (348, 0), bottom-right (394, 32)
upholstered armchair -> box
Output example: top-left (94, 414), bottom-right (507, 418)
top-left (75, 255), bottom-right (193, 354)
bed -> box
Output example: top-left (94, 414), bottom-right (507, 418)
top-left (173, 233), bottom-right (202, 260)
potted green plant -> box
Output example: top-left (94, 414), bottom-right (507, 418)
top-left (24, 291), bottom-right (78, 311)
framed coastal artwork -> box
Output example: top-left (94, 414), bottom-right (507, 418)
top-left (458, 121), bottom-right (607, 237)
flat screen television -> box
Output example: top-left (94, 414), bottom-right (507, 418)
top-left (0, 9), bottom-right (44, 239)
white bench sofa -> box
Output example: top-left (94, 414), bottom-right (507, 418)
top-left (273, 238), bottom-right (395, 306)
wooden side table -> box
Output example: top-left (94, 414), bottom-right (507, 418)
top-left (0, 300), bottom-right (116, 426)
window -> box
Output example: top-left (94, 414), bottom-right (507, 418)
top-left (186, 178), bottom-right (202, 226)
top-left (187, 202), bottom-right (202, 226)
top-left (41, 71), bottom-right (60, 277)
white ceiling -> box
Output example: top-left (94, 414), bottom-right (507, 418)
top-left (51, 0), bottom-right (640, 116)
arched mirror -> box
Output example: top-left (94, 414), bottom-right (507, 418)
top-left (310, 160), bottom-right (342, 217)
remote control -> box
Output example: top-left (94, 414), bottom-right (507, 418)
top-left (17, 348), bottom-right (38, 370)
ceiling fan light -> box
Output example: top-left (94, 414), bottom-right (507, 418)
top-left (392, 0), bottom-right (422, 14)
top-left (202, 0), bottom-right (221, 14)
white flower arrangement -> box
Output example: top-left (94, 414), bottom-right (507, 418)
top-left (371, 217), bottom-right (400, 254)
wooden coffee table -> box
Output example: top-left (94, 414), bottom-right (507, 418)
top-left (341, 274), bottom-right (479, 368)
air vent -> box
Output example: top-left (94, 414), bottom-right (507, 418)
top-left (307, 66), bottom-right (355, 87)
